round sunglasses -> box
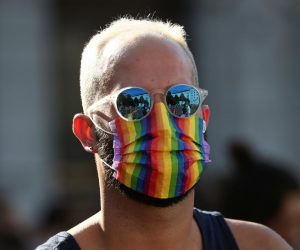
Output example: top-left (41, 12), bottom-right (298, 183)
top-left (89, 84), bottom-right (208, 121)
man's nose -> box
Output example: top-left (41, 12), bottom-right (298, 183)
top-left (152, 93), bottom-right (164, 103)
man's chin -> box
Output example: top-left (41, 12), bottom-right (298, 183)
top-left (104, 166), bottom-right (192, 207)
top-left (120, 183), bottom-right (191, 207)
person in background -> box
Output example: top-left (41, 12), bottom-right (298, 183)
top-left (222, 140), bottom-right (300, 249)
top-left (36, 17), bottom-right (291, 249)
top-left (0, 195), bottom-right (26, 250)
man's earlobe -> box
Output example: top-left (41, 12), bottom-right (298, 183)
top-left (72, 114), bottom-right (98, 153)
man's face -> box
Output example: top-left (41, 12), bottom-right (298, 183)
top-left (95, 35), bottom-right (198, 206)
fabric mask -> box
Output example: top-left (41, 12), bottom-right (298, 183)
top-left (98, 102), bottom-right (210, 199)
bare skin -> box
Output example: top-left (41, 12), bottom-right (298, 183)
top-left (72, 35), bottom-right (292, 250)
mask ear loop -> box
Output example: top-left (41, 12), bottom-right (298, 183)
top-left (87, 114), bottom-right (117, 171)
top-left (89, 111), bottom-right (116, 135)
top-left (202, 120), bottom-right (207, 133)
top-left (100, 158), bottom-right (117, 172)
top-left (87, 101), bottom-right (117, 171)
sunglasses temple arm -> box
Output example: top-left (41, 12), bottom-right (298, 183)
top-left (87, 110), bottom-right (116, 135)
top-left (201, 89), bottom-right (208, 102)
top-left (87, 95), bottom-right (113, 114)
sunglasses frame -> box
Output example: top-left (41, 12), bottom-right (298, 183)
top-left (88, 83), bottom-right (208, 122)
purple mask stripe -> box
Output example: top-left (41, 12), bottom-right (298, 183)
top-left (175, 151), bottom-right (185, 196)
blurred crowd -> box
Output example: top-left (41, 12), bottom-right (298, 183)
top-left (0, 189), bottom-right (99, 249)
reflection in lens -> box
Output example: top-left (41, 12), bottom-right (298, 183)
top-left (116, 87), bottom-right (151, 120)
top-left (166, 85), bottom-right (200, 117)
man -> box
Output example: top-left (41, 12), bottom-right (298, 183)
top-left (37, 17), bottom-right (291, 249)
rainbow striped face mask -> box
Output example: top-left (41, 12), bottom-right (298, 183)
top-left (96, 102), bottom-right (210, 199)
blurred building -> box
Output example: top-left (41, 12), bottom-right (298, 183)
top-left (192, 0), bottom-right (300, 173)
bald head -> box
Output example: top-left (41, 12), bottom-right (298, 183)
top-left (79, 18), bottom-right (198, 113)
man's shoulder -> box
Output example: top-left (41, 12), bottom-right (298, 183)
top-left (225, 218), bottom-right (292, 250)
top-left (36, 213), bottom-right (102, 250)
top-left (67, 212), bottom-right (104, 249)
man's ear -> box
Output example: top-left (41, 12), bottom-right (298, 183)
top-left (202, 105), bottom-right (210, 130)
top-left (72, 114), bottom-right (98, 153)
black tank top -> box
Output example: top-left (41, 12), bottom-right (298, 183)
top-left (35, 209), bottom-right (239, 250)
top-left (193, 208), bottom-right (239, 250)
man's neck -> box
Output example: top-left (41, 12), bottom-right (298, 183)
top-left (98, 186), bottom-right (202, 250)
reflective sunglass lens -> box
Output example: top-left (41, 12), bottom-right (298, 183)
top-left (116, 88), bottom-right (151, 120)
top-left (166, 85), bottom-right (200, 117)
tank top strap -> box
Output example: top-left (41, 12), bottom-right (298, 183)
top-left (193, 208), bottom-right (239, 250)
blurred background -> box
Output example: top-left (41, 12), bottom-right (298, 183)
top-left (0, 0), bottom-right (299, 249)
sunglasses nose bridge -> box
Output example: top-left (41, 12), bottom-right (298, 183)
top-left (151, 89), bottom-right (165, 103)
